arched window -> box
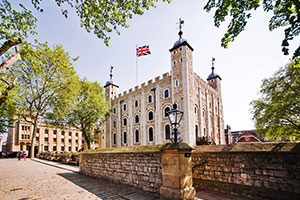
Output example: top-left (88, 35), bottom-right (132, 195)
top-left (123, 118), bottom-right (127, 126)
top-left (123, 104), bottom-right (127, 111)
top-left (195, 125), bottom-right (198, 137)
top-left (123, 132), bottom-right (127, 144)
top-left (149, 127), bottom-right (154, 142)
top-left (164, 89), bottom-right (169, 98)
top-left (148, 95), bottom-right (152, 103)
top-left (113, 120), bottom-right (117, 128)
top-left (113, 107), bottom-right (116, 114)
top-left (202, 109), bottom-right (205, 117)
top-left (135, 115), bottom-right (139, 124)
top-left (164, 107), bottom-right (170, 118)
top-left (148, 111), bottom-right (154, 121)
top-left (135, 129), bottom-right (139, 143)
top-left (135, 100), bottom-right (139, 107)
top-left (194, 106), bottom-right (197, 114)
top-left (165, 124), bottom-right (170, 140)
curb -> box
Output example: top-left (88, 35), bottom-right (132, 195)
top-left (31, 158), bottom-right (79, 173)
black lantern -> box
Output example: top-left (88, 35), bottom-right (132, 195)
top-left (168, 103), bottom-right (184, 143)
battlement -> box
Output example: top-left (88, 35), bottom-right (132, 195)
top-left (111, 71), bottom-right (170, 100)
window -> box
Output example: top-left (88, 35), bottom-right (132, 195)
top-left (123, 132), bottom-right (127, 144)
top-left (22, 126), bottom-right (24, 130)
top-left (148, 111), bottom-right (154, 121)
top-left (68, 146), bottom-right (71, 151)
top-left (44, 146), bottom-right (49, 151)
top-left (76, 132), bottom-right (78, 137)
top-left (123, 118), bottom-right (127, 126)
top-left (149, 127), bottom-right (154, 142)
top-left (175, 80), bottom-right (179, 87)
top-left (135, 115), bottom-right (139, 124)
top-left (180, 58), bottom-right (183, 62)
top-left (61, 131), bottom-right (65, 136)
top-left (165, 124), bottom-right (171, 140)
top-left (135, 100), bottom-right (139, 107)
top-left (37, 129), bottom-right (40, 134)
top-left (203, 128), bottom-right (206, 136)
top-left (53, 130), bottom-right (57, 135)
top-left (164, 107), bottom-right (170, 118)
top-left (36, 137), bottom-right (39, 141)
top-left (69, 132), bottom-right (72, 137)
top-left (203, 109), bottom-right (205, 117)
top-left (61, 146), bottom-right (65, 151)
top-left (53, 146), bottom-right (57, 151)
top-left (180, 47), bottom-right (182, 51)
top-left (135, 129), bottom-right (139, 143)
top-left (195, 125), bottom-right (198, 137)
top-left (44, 137), bottom-right (48, 142)
top-left (194, 106), bottom-right (197, 114)
top-left (164, 89), bottom-right (169, 98)
top-left (113, 120), bottom-right (117, 128)
top-left (75, 147), bottom-right (78, 151)
top-left (21, 134), bottom-right (24, 139)
top-left (45, 129), bottom-right (49, 134)
top-left (113, 133), bottom-right (116, 145)
top-left (69, 139), bottom-right (71, 143)
top-left (53, 138), bottom-right (56, 142)
top-left (61, 138), bottom-right (64, 142)
top-left (76, 140), bottom-right (78, 144)
top-left (173, 50), bottom-right (176, 54)
top-left (113, 107), bottom-right (116, 114)
top-left (173, 61), bottom-right (176, 65)
top-left (123, 104), bottom-right (127, 111)
top-left (148, 95), bottom-right (152, 103)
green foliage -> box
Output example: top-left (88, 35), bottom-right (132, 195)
top-left (13, 42), bottom-right (78, 157)
top-left (251, 59), bottom-right (300, 141)
top-left (204, 0), bottom-right (300, 59)
top-left (29, 0), bottom-right (171, 46)
top-left (0, 0), bottom-right (37, 42)
top-left (49, 78), bottom-right (109, 149)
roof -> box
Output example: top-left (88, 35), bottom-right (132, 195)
top-left (104, 80), bottom-right (119, 88)
top-left (169, 38), bottom-right (194, 52)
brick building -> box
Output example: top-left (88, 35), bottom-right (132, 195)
top-left (7, 121), bottom-right (84, 154)
top-left (104, 27), bottom-right (226, 147)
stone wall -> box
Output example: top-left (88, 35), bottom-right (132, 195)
top-left (192, 143), bottom-right (300, 200)
top-left (80, 150), bottom-right (162, 193)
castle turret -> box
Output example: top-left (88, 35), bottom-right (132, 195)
top-left (207, 58), bottom-right (222, 94)
top-left (170, 19), bottom-right (196, 145)
top-left (104, 65), bottom-right (119, 101)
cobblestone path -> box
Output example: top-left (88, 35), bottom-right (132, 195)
top-left (0, 159), bottom-right (168, 200)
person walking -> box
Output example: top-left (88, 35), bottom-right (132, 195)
top-left (18, 151), bottom-right (22, 161)
top-left (23, 152), bottom-right (27, 161)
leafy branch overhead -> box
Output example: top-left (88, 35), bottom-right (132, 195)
top-left (204, 0), bottom-right (300, 59)
top-left (30, 0), bottom-right (171, 46)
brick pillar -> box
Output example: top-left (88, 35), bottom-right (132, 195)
top-left (160, 143), bottom-right (196, 199)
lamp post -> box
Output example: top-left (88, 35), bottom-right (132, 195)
top-left (167, 103), bottom-right (184, 143)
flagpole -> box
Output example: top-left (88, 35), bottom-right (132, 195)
top-left (136, 44), bottom-right (138, 85)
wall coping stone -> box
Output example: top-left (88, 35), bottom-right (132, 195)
top-left (80, 144), bottom-right (163, 155)
top-left (193, 142), bottom-right (300, 153)
top-left (160, 142), bottom-right (194, 151)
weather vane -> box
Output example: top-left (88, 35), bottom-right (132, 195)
top-left (212, 57), bottom-right (215, 73)
top-left (110, 65), bottom-right (113, 80)
top-left (177, 18), bottom-right (184, 38)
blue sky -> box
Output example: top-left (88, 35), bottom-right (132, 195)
top-left (12, 0), bottom-right (300, 131)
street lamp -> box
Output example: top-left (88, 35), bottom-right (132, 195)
top-left (168, 103), bottom-right (184, 143)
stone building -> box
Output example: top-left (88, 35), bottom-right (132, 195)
top-left (104, 27), bottom-right (225, 148)
top-left (7, 121), bottom-right (84, 154)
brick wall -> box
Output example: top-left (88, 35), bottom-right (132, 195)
top-left (192, 143), bottom-right (300, 200)
top-left (80, 151), bottom-right (162, 193)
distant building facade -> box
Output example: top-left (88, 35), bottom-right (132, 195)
top-left (7, 121), bottom-right (84, 153)
top-left (104, 28), bottom-right (226, 148)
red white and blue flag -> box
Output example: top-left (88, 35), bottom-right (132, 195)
top-left (136, 45), bottom-right (151, 57)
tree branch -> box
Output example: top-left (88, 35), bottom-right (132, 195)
top-left (0, 46), bottom-right (21, 73)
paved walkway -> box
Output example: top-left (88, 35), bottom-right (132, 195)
top-left (0, 158), bottom-right (249, 200)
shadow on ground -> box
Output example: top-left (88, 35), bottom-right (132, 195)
top-left (57, 172), bottom-right (169, 200)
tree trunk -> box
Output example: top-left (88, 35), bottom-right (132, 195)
top-left (30, 121), bottom-right (38, 158)
top-left (0, 46), bottom-right (21, 73)
top-left (0, 38), bottom-right (22, 56)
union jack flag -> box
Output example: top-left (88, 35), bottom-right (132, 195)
top-left (136, 45), bottom-right (151, 57)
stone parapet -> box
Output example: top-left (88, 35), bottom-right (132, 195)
top-left (192, 143), bottom-right (300, 200)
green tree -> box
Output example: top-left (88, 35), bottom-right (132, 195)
top-left (0, 0), bottom-right (37, 106)
top-left (251, 59), bottom-right (300, 141)
top-left (204, 0), bottom-right (300, 59)
top-left (48, 79), bottom-right (109, 150)
top-left (29, 0), bottom-right (171, 45)
top-left (15, 42), bottom-right (78, 158)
